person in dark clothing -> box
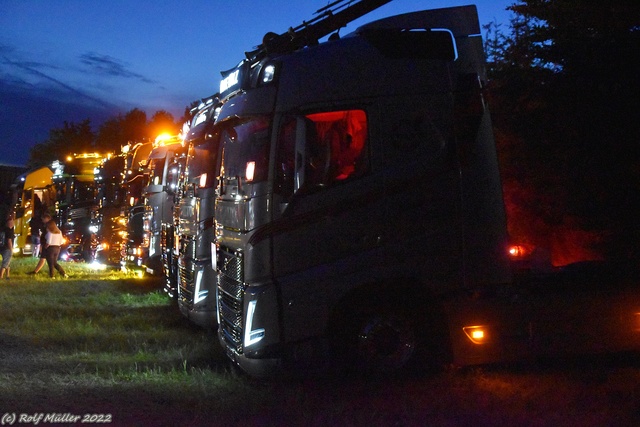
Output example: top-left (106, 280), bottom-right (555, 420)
top-left (0, 215), bottom-right (15, 279)
top-left (29, 212), bottom-right (45, 257)
top-left (28, 213), bottom-right (48, 275)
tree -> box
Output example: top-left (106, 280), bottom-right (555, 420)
top-left (95, 108), bottom-right (151, 154)
top-left (148, 110), bottom-right (179, 140)
top-left (30, 107), bottom-right (185, 168)
top-left (27, 119), bottom-right (95, 169)
top-left (489, 0), bottom-right (640, 262)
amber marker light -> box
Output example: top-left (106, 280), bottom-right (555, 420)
top-left (463, 326), bottom-right (488, 344)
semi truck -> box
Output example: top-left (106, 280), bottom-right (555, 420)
top-left (176, 96), bottom-right (222, 328)
top-left (119, 141), bottom-right (154, 272)
top-left (52, 153), bottom-right (106, 261)
top-left (141, 133), bottom-right (185, 275)
top-left (212, 2), bottom-right (640, 378)
top-left (160, 142), bottom-right (188, 297)
top-left (94, 152), bottom-right (126, 265)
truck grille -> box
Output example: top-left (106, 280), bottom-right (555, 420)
top-left (178, 263), bottom-right (194, 304)
top-left (217, 247), bottom-right (244, 353)
top-left (161, 225), bottom-right (176, 293)
top-left (177, 236), bottom-right (196, 304)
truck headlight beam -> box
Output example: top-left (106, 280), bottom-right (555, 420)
top-left (244, 300), bottom-right (265, 348)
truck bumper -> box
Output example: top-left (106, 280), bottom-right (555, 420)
top-left (177, 257), bottom-right (218, 329)
top-left (143, 254), bottom-right (163, 276)
top-left (218, 329), bottom-right (283, 378)
top-left (178, 301), bottom-right (217, 329)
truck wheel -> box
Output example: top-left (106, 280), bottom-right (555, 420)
top-left (353, 311), bottom-right (417, 372)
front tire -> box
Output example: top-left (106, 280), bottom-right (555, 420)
top-left (355, 312), bottom-right (417, 372)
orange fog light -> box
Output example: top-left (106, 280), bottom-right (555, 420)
top-left (463, 326), bottom-right (488, 344)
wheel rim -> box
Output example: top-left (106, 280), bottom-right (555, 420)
top-left (356, 315), bottom-right (416, 371)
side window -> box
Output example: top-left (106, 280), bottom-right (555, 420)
top-left (306, 110), bottom-right (368, 185)
top-left (277, 109), bottom-right (368, 198)
top-left (150, 159), bottom-right (164, 185)
top-left (166, 161), bottom-right (181, 194)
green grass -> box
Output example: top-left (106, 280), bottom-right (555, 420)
top-left (1, 257), bottom-right (639, 426)
top-left (0, 258), bottom-right (268, 423)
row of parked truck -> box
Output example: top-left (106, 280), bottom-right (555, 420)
top-left (10, 96), bottom-right (220, 324)
top-left (12, 1), bottom-right (640, 378)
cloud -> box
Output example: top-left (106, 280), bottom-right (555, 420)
top-left (0, 47), bottom-right (177, 166)
top-left (0, 43), bottom-right (15, 56)
top-left (1, 52), bottom-right (117, 110)
top-left (79, 52), bottom-right (156, 84)
top-left (0, 79), bottom-right (117, 166)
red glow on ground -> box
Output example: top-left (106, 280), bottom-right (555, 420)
top-left (502, 179), bottom-right (604, 267)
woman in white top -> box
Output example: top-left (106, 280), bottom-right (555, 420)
top-left (42, 213), bottom-right (67, 278)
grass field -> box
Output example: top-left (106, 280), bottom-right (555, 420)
top-left (0, 257), bottom-right (639, 426)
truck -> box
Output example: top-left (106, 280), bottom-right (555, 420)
top-left (141, 133), bottom-right (185, 275)
top-left (213, 2), bottom-right (640, 378)
top-left (52, 153), bottom-right (106, 262)
top-left (176, 96), bottom-right (222, 328)
top-left (12, 166), bottom-right (56, 255)
top-left (94, 152), bottom-right (125, 265)
top-left (119, 141), bottom-right (154, 272)
top-left (160, 141), bottom-right (188, 297)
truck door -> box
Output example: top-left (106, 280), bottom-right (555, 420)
top-left (271, 109), bottom-right (384, 340)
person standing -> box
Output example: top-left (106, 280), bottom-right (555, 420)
top-left (0, 215), bottom-right (15, 279)
top-left (29, 211), bottom-right (45, 258)
top-left (41, 213), bottom-right (67, 279)
top-left (28, 212), bottom-right (48, 275)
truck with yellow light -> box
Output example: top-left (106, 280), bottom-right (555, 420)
top-left (160, 147), bottom-right (187, 297)
top-left (212, 2), bottom-right (640, 378)
top-left (140, 133), bottom-right (186, 275)
top-left (175, 96), bottom-right (221, 327)
top-left (13, 165), bottom-right (56, 255)
top-left (118, 141), bottom-right (154, 272)
top-left (52, 153), bottom-right (106, 261)
top-left (94, 147), bottom-right (130, 266)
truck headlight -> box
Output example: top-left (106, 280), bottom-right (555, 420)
top-left (244, 300), bottom-right (265, 347)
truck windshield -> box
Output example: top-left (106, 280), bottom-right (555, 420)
top-left (192, 104), bottom-right (216, 129)
top-left (74, 180), bottom-right (97, 202)
top-left (219, 116), bottom-right (270, 184)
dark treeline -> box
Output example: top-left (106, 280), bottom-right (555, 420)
top-left (28, 0), bottom-right (640, 264)
top-left (485, 0), bottom-right (639, 264)
top-left (26, 107), bottom-right (194, 170)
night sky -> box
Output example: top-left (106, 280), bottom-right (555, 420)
top-left (0, 1), bottom-right (512, 166)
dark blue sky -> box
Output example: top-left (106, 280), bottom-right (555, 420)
top-left (0, 1), bottom-right (512, 166)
